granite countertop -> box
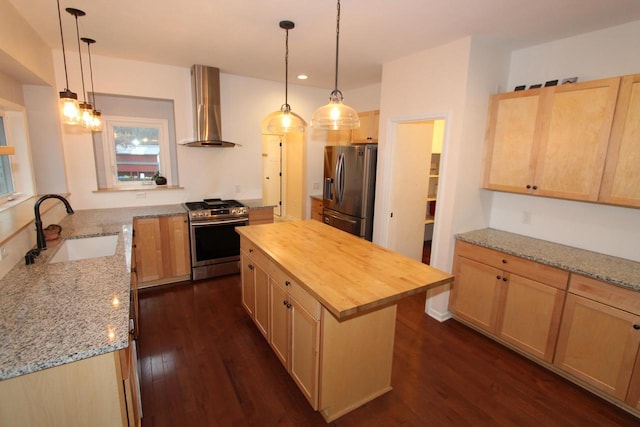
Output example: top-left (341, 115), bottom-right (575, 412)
top-left (240, 199), bottom-right (278, 210)
top-left (0, 204), bottom-right (186, 381)
top-left (455, 228), bottom-right (640, 291)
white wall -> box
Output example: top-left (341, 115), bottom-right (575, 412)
top-left (492, 20), bottom-right (640, 262)
top-left (377, 36), bottom-right (511, 320)
top-left (51, 52), bottom-right (330, 210)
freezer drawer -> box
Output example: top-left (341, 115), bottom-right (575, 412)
top-left (322, 208), bottom-right (372, 241)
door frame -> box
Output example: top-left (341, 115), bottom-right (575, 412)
top-left (377, 112), bottom-right (452, 320)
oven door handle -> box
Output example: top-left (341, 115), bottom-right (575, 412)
top-left (190, 218), bottom-right (249, 227)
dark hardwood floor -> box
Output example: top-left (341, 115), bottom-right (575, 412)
top-left (137, 275), bottom-right (640, 427)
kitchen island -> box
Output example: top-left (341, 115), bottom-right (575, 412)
top-left (237, 220), bottom-right (453, 422)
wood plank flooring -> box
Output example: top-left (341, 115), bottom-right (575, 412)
top-left (138, 275), bottom-right (640, 426)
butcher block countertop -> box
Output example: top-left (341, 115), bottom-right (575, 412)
top-left (236, 220), bottom-right (453, 319)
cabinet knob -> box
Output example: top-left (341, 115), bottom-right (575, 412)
top-left (634, 324), bottom-right (640, 330)
top-left (285, 280), bottom-right (291, 286)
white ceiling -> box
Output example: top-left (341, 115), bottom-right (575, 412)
top-left (9, 0), bottom-right (640, 90)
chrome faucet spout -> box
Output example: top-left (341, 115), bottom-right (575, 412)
top-left (34, 194), bottom-right (74, 251)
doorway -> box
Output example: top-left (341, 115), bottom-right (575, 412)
top-left (386, 118), bottom-right (446, 264)
top-left (262, 134), bottom-right (282, 217)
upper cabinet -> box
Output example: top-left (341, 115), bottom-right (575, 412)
top-left (352, 110), bottom-right (380, 144)
top-left (482, 76), bottom-right (634, 205)
top-left (599, 74), bottom-right (640, 207)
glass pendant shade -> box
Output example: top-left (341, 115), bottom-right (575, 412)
top-left (311, 0), bottom-right (360, 131)
top-left (267, 105), bottom-right (306, 133)
top-left (59, 89), bottom-right (80, 125)
top-left (79, 102), bottom-right (94, 128)
top-left (90, 110), bottom-right (103, 132)
top-left (311, 90), bottom-right (360, 130)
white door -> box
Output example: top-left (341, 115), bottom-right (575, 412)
top-left (387, 121), bottom-right (433, 260)
top-left (262, 135), bottom-right (282, 216)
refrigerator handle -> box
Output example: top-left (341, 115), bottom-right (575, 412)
top-left (324, 177), bottom-right (333, 200)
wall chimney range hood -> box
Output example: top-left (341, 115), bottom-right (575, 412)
top-left (184, 65), bottom-right (237, 147)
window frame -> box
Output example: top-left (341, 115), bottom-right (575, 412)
top-left (101, 115), bottom-right (172, 189)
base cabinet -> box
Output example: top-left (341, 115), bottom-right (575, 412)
top-left (0, 349), bottom-right (140, 427)
top-left (450, 241), bottom-right (568, 362)
top-left (554, 275), bottom-right (640, 402)
top-left (133, 214), bottom-right (190, 288)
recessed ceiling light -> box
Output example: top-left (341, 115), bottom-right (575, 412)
top-left (297, 74), bottom-right (308, 80)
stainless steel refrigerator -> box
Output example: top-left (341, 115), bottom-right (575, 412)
top-left (323, 145), bottom-right (377, 241)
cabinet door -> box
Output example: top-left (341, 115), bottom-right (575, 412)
top-left (254, 263), bottom-right (269, 338)
top-left (554, 293), bottom-right (640, 400)
top-left (534, 77), bottom-right (620, 201)
top-left (240, 252), bottom-right (255, 317)
top-left (290, 296), bottom-right (320, 409)
top-left (133, 218), bottom-right (162, 283)
top-left (482, 90), bottom-right (542, 193)
top-left (599, 74), bottom-right (640, 207)
top-left (497, 274), bottom-right (565, 362)
top-left (269, 279), bottom-right (289, 367)
top-left (160, 215), bottom-right (190, 278)
top-left (449, 256), bottom-right (502, 333)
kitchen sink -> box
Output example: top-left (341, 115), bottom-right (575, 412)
top-left (49, 235), bottom-right (119, 263)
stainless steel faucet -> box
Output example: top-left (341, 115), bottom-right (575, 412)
top-left (34, 194), bottom-right (74, 251)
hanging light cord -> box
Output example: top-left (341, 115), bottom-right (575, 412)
top-left (56, 0), bottom-right (70, 90)
top-left (283, 26), bottom-right (290, 112)
top-left (331, 0), bottom-right (343, 100)
top-left (86, 41), bottom-right (97, 108)
top-left (72, 14), bottom-right (88, 103)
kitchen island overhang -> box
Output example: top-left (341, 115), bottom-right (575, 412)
top-left (236, 220), bottom-right (453, 421)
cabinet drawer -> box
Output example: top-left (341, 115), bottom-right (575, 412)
top-left (455, 241), bottom-right (568, 289)
top-left (569, 274), bottom-right (640, 315)
top-left (240, 236), bottom-right (270, 270)
top-left (271, 266), bottom-right (321, 320)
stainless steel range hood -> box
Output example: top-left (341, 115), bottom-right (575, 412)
top-left (183, 65), bottom-right (237, 147)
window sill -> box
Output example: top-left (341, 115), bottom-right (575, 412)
top-left (93, 185), bottom-right (184, 193)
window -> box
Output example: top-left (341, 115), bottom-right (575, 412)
top-left (102, 116), bottom-right (171, 188)
top-left (91, 94), bottom-right (178, 190)
top-left (0, 116), bottom-right (15, 198)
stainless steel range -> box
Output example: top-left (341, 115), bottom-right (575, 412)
top-left (183, 199), bottom-right (248, 280)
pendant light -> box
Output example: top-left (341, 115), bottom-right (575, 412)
top-left (311, 0), bottom-right (360, 130)
top-left (266, 20), bottom-right (306, 134)
top-left (81, 37), bottom-right (103, 132)
top-left (56, 0), bottom-right (79, 125)
top-left (67, 7), bottom-right (93, 130)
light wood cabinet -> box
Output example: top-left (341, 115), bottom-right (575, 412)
top-left (310, 197), bottom-right (323, 222)
top-left (450, 241), bottom-right (568, 362)
top-left (352, 110), bottom-right (380, 143)
top-left (483, 77), bottom-right (620, 202)
top-left (554, 274), bottom-right (640, 402)
top-left (133, 214), bottom-right (190, 288)
top-left (0, 349), bottom-right (140, 427)
top-left (241, 242), bottom-right (270, 338)
top-left (599, 74), bottom-right (640, 207)
top-left (248, 207), bottom-right (274, 225)
top-left (269, 267), bottom-right (321, 408)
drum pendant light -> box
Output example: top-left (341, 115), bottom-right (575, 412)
top-left (311, 0), bottom-right (360, 130)
top-left (67, 7), bottom-right (94, 130)
top-left (81, 37), bottom-right (103, 132)
top-left (56, 0), bottom-right (79, 125)
top-left (267, 20), bottom-right (305, 134)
